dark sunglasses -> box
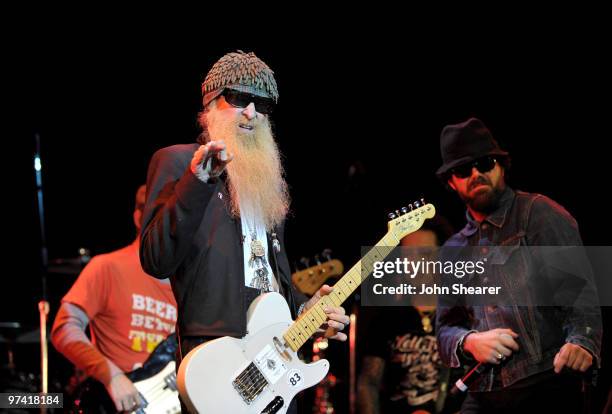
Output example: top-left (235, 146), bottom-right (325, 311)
top-left (222, 89), bottom-right (275, 115)
top-left (451, 156), bottom-right (498, 178)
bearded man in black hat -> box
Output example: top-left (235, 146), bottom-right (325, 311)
top-left (434, 118), bottom-right (601, 413)
top-left (140, 51), bottom-right (349, 413)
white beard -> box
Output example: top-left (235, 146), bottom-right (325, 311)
top-left (205, 108), bottom-right (290, 231)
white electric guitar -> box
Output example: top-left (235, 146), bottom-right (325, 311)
top-left (177, 201), bottom-right (436, 413)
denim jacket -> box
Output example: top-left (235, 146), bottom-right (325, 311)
top-left (436, 187), bottom-right (602, 391)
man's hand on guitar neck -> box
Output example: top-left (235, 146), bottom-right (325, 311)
top-left (303, 285), bottom-right (350, 341)
top-left (106, 372), bottom-right (143, 412)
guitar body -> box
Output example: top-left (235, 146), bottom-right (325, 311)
top-left (72, 335), bottom-right (180, 414)
top-left (132, 362), bottom-right (180, 414)
top-left (177, 293), bottom-right (329, 413)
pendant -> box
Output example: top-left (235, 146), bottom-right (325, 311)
top-left (251, 267), bottom-right (272, 293)
top-left (249, 239), bottom-right (265, 267)
top-left (251, 239), bottom-right (265, 257)
top-left (421, 315), bottom-right (432, 333)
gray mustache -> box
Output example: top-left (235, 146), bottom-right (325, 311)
top-left (469, 177), bottom-right (490, 191)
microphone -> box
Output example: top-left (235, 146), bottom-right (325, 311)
top-left (450, 333), bottom-right (514, 395)
top-left (450, 361), bottom-right (489, 395)
top-left (205, 148), bottom-right (229, 178)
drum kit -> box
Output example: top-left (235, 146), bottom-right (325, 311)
top-left (0, 249), bottom-right (90, 402)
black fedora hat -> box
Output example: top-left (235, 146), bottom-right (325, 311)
top-left (436, 117), bottom-right (509, 178)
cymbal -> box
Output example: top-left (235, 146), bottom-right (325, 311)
top-left (48, 249), bottom-right (90, 275)
top-left (0, 328), bottom-right (49, 344)
top-left (47, 257), bottom-right (85, 275)
top-left (16, 328), bottom-right (48, 344)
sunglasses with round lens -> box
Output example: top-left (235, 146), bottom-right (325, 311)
top-left (222, 90), bottom-right (275, 115)
top-left (451, 156), bottom-right (497, 179)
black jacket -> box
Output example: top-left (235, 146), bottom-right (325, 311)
top-left (140, 143), bottom-right (304, 338)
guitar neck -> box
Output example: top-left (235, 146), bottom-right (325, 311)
top-left (283, 233), bottom-right (398, 352)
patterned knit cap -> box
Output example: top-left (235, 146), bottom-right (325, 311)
top-left (201, 50), bottom-right (279, 106)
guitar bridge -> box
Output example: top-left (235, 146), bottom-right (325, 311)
top-left (232, 362), bottom-right (269, 404)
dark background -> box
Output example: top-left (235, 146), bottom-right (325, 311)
top-left (4, 20), bottom-right (611, 411)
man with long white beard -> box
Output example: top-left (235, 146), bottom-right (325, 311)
top-left (140, 51), bottom-right (349, 413)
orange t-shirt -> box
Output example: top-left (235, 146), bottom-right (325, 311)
top-left (62, 240), bottom-right (177, 373)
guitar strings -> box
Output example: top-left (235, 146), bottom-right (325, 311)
top-left (137, 373), bottom-right (177, 405)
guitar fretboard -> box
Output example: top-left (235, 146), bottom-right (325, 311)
top-left (283, 233), bottom-right (398, 352)
top-left (282, 203), bottom-right (435, 351)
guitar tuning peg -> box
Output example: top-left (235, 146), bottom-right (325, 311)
top-left (300, 257), bottom-right (310, 269)
top-left (388, 212), bottom-right (397, 220)
top-left (314, 254), bottom-right (322, 265)
top-left (420, 197), bottom-right (426, 205)
top-left (408, 204), bottom-right (414, 211)
top-left (400, 206), bottom-right (408, 215)
top-left (322, 249), bottom-right (332, 261)
top-left (413, 200), bottom-right (422, 208)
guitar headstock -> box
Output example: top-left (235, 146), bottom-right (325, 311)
top-left (387, 199), bottom-right (436, 241)
top-left (292, 252), bottom-right (344, 296)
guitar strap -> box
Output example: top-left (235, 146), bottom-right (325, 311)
top-left (267, 231), bottom-right (286, 298)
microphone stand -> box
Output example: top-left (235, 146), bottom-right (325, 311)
top-left (33, 133), bottom-right (50, 408)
